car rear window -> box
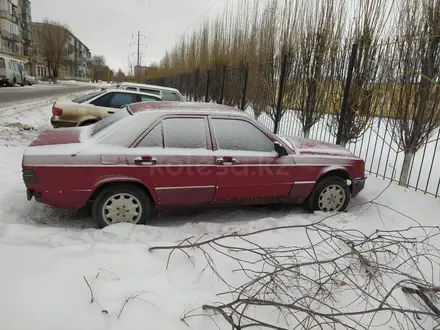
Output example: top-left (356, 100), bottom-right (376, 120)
top-left (72, 90), bottom-right (106, 103)
top-left (91, 108), bottom-right (131, 136)
top-left (97, 112), bottom-right (162, 147)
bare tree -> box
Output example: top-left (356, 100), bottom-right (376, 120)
top-left (388, 0), bottom-right (440, 186)
top-left (114, 69), bottom-right (126, 83)
top-left (126, 56), bottom-right (135, 80)
top-left (328, 0), bottom-right (396, 147)
top-left (287, 0), bottom-right (345, 138)
top-left (34, 20), bottom-right (70, 84)
top-left (87, 56), bottom-right (106, 83)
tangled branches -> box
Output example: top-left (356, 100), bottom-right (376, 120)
top-left (150, 213), bottom-right (440, 329)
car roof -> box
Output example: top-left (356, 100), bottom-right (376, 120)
top-left (118, 82), bottom-right (181, 93)
top-left (128, 101), bottom-right (242, 116)
top-left (103, 89), bottom-right (163, 99)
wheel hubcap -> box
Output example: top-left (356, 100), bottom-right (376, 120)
top-left (318, 185), bottom-right (346, 212)
top-left (102, 193), bottom-right (142, 225)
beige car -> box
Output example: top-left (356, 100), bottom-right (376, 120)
top-left (51, 89), bottom-right (163, 128)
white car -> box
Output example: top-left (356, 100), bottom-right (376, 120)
top-left (50, 89), bottom-right (163, 128)
top-left (107, 83), bottom-right (184, 101)
top-left (24, 73), bottom-right (37, 85)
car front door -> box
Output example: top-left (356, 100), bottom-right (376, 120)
top-left (210, 117), bottom-right (295, 202)
top-left (90, 92), bottom-right (137, 116)
top-left (126, 116), bottom-right (216, 206)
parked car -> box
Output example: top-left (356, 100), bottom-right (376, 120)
top-left (50, 89), bottom-right (163, 128)
top-left (22, 102), bottom-right (366, 228)
top-left (106, 82), bottom-right (184, 101)
top-left (24, 73), bottom-right (37, 85)
top-left (0, 55), bottom-right (25, 86)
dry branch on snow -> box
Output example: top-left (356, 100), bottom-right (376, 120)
top-left (150, 197), bottom-right (440, 329)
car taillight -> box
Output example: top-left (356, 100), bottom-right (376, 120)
top-left (22, 169), bottom-right (39, 184)
top-left (359, 161), bottom-right (365, 175)
top-left (52, 106), bottom-right (63, 116)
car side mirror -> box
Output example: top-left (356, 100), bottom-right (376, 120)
top-left (274, 141), bottom-right (288, 157)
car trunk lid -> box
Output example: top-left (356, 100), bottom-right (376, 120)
top-left (29, 127), bottom-right (84, 147)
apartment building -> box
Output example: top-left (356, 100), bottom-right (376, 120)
top-left (0, 0), bottom-right (32, 60)
top-left (32, 22), bottom-right (91, 80)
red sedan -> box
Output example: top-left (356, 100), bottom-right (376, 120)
top-left (22, 102), bottom-right (366, 227)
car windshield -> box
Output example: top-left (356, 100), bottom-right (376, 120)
top-left (72, 90), bottom-right (106, 103)
top-left (90, 107), bottom-right (131, 137)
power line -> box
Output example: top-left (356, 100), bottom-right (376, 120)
top-left (181, 0), bottom-right (223, 35)
top-left (176, 0), bottom-right (203, 29)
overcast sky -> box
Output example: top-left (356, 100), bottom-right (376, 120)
top-left (32, 0), bottom-right (225, 71)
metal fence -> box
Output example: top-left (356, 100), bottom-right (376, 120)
top-left (147, 40), bottom-right (440, 198)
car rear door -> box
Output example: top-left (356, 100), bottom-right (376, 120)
top-left (210, 117), bottom-right (295, 201)
top-left (126, 115), bottom-right (216, 206)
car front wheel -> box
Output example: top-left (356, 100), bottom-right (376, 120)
top-left (92, 184), bottom-right (152, 228)
top-left (307, 177), bottom-right (351, 213)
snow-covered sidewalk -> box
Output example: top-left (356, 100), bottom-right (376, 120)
top-left (0, 97), bottom-right (439, 330)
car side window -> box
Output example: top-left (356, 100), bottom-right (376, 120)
top-left (164, 118), bottom-right (207, 149)
top-left (212, 118), bottom-right (274, 152)
top-left (140, 88), bottom-right (160, 95)
top-left (137, 123), bottom-right (163, 148)
top-left (162, 91), bottom-right (181, 101)
top-left (139, 95), bottom-right (160, 102)
top-left (90, 92), bottom-right (114, 107)
top-left (108, 93), bottom-right (136, 108)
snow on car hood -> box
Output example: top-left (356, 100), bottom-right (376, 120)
top-left (279, 135), bottom-right (354, 157)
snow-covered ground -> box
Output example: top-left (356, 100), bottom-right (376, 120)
top-left (0, 98), bottom-right (439, 329)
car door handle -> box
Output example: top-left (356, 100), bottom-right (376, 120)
top-left (107, 111), bottom-right (115, 114)
top-left (134, 156), bottom-right (157, 165)
top-left (217, 157), bottom-right (237, 165)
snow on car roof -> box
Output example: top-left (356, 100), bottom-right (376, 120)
top-left (128, 101), bottom-right (240, 114)
top-left (118, 82), bottom-right (181, 92)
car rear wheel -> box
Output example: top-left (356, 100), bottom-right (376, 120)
top-left (92, 184), bottom-right (152, 228)
top-left (79, 120), bottom-right (98, 126)
top-left (306, 177), bottom-right (350, 213)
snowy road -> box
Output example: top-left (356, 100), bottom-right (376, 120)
top-left (0, 96), bottom-right (439, 330)
top-left (0, 84), bottom-right (96, 104)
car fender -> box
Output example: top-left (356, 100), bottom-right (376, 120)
top-left (317, 165), bottom-right (353, 182)
top-left (91, 175), bottom-right (158, 203)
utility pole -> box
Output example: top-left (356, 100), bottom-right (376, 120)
top-left (130, 31), bottom-right (146, 82)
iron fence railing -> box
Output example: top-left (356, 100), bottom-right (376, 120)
top-left (146, 39), bottom-right (440, 198)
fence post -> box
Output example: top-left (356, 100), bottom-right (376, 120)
top-left (274, 54), bottom-right (288, 134)
top-left (240, 63), bottom-right (249, 111)
top-left (219, 65), bottom-right (226, 104)
top-left (336, 43), bottom-right (358, 146)
top-left (194, 68), bottom-right (199, 102)
top-left (205, 69), bottom-right (210, 103)
top-left (186, 73), bottom-right (190, 100)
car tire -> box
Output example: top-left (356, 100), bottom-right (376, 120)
top-left (92, 184), bottom-right (153, 228)
top-left (79, 120), bottom-right (98, 126)
top-left (306, 176), bottom-right (351, 213)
